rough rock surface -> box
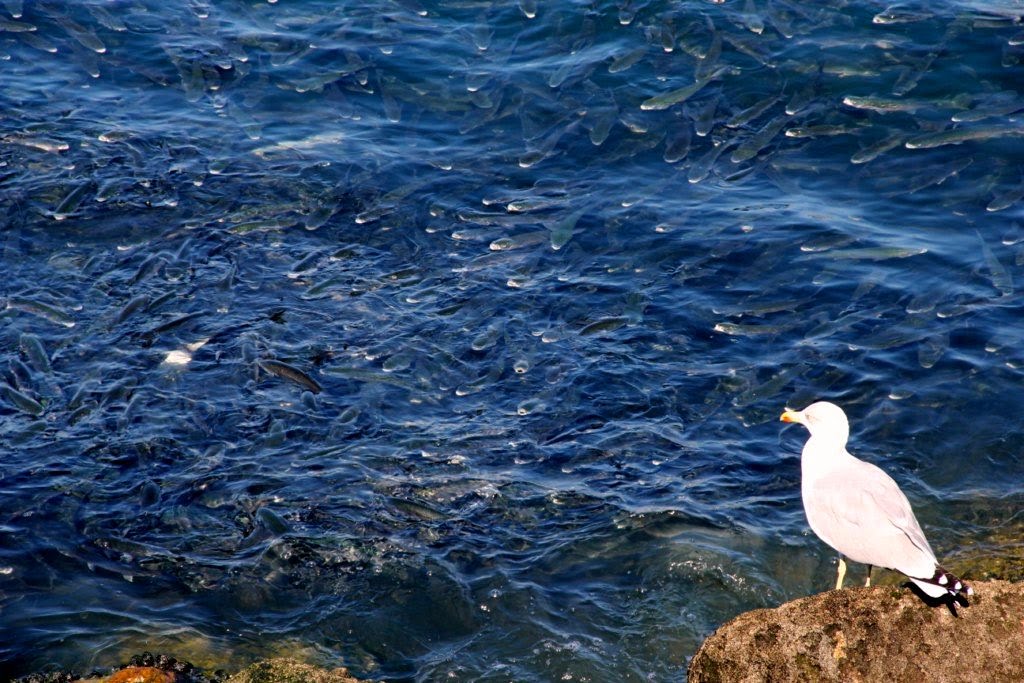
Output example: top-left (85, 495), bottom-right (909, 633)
top-left (689, 580), bottom-right (1024, 682)
top-left (225, 658), bottom-right (363, 683)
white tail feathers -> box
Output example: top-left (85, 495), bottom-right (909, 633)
top-left (911, 565), bottom-right (972, 599)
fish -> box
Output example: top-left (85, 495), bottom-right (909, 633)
top-left (724, 30), bottom-right (774, 66)
top-left (640, 65), bottom-right (730, 111)
top-left (545, 207), bottom-right (586, 250)
top-left (873, 7), bottom-right (933, 24)
top-left (905, 124), bottom-right (1024, 149)
top-left (258, 359), bottom-right (323, 394)
top-left (506, 196), bottom-right (565, 213)
top-left (3, 134), bottom-right (68, 153)
top-left (51, 14), bottom-right (106, 53)
top-left (738, 0), bottom-right (765, 35)
top-left (87, 4), bottom-right (127, 31)
top-left (518, 116), bottom-right (582, 167)
top-left (850, 133), bottom-right (905, 164)
top-left (694, 94), bottom-right (720, 137)
top-left (129, 253), bottom-right (167, 285)
top-left (987, 179), bottom-right (1024, 212)
top-left (695, 23), bottom-right (723, 80)
top-left (6, 296), bottom-right (75, 327)
top-left (51, 180), bottom-right (94, 220)
top-left (890, 157), bottom-right (972, 195)
top-left (382, 350), bottom-right (415, 373)
top-left (586, 107), bottom-right (617, 146)
top-left (733, 364), bottom-right (802, 408)
top-left (608, 46), bottom-right (647, 74)
top-left (489, 231), bottom-right (547, 251)
top-left (815, 246), bottom-right (928, 261)
top-left (0, 18), bottom-right (33, 31)
top-left (725, 94), bottom-right (778, 129)
top-left (731, 115), bottom-right (787, 162)
top-left (713, 321), bottom-right (797, 336)
top-left (978, 231), bottom-right (1013, 296)
top-left (18, 334), bottom-right (51, 374)
top-left (112, 294), bottom-right (151, 326)
top-left (675, 20), bottom-right (710, 59)
top-left (842, 94), bottom-right (970, 114)
top-left (785, 123), bottom-right (863, 138)
top-left (17, 30), bottom-right (57, 53)
top-left (516, 397), bottom-right (545, 415)
top-left (1, 383), bottom-right (43, 416)
top-left (324, 366), bottom-right (416, 390)
top-left (135, 312), bottom-right (206, 345)
top-left (802, 308), bottom-right (885, 342)
top-left (579, 317), bottom-right (627, 336)
top-left (67, 380), bottom-right (96, 411)
top-left (663, 124), bottom-right (693, 163)
top-left (251, 131), bottom-right (346, 158)
top-left (471, 320), bottom-right (504, 351)
top-left (229, 218), bottom-right (297, 234)
top-left (389, 496), bottom-right (446, 521)
top-left (952, 98), bottom-right (1024, 123)
top-left (286, 250), bottom-right (325, 279)
top-left (688, 140), bottom-right (732, 184)
top-left (918, 332), bottom-right (948, 369)
top-left (785, 81), bottom-right (817, 115)
top-left (518, 0), bottom-right (537, 19)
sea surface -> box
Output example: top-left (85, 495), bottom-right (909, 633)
top-left (2, 0), bottom-right (1024, 680)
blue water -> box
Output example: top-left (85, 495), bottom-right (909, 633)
top-left (2, 0), bottom-right (1024, 680)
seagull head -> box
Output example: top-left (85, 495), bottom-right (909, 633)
top-left (780, 401), bottom-right (850, 445)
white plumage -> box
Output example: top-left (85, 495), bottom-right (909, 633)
top-left (781, 401), bottom-right (971, 599)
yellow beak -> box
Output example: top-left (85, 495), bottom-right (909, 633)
top-left (780, 409), bottom-right (801, 423)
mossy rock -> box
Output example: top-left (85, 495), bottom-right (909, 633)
top-left (225, 658), bottom-right (363, 683)
top-left (689, 580), bottom-right (1024, 682)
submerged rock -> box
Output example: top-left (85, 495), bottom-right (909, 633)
top-left (688, 580), bottom-right (1024, 682)
top-left (225, 658), bottom-right (362, 683)
top-left (21, 655), bottom-right (364, 683)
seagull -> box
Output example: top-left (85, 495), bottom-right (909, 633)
top-left (780, 401), bottom-right (972, 599)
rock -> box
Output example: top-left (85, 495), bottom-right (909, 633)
top-left (225, 658), bottom-right (364, 683)
top-left (105, 668), bottom-right (179, 683)
top-left (688, 580), bottom-right (1024, 682)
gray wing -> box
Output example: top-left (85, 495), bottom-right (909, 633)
top-left (804, 458), bottom-right (936, 577)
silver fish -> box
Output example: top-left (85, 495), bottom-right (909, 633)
top-left (640, 65), bottom-right (730, 112)
top-left (817, 246), bottom-right (928, 261)
top-left (731, 115), bottom-right (787, 162)
top-left (988, 182), bottom-right (1024, 213)
top-left (890, 157), bottom-right (972, 195)
top-left (953, 98), bottom-right (1024, 123)
top-left (978, 231), bottom-right (1013, 296)
top-left (6, 296), bottom-right (75, 327)
top-left (725, 94), bottom-right (778, 129)
top-left (688, 140), bottom-right (732, 184)
top-left (842, 94), bottom-right (970, 114)
top-left (850, 132), bottom-right (905, 164)
top-left (905, 124), bottom-right (1024, 149)
top-left (608, 46), bottom-right (646, 74)
top-left (694, 94), bottom-right (720, 137)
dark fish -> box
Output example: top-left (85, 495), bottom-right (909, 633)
top-left (1, 383), bottom-right (43, 416)
top-left (19, 334), bottom-right (51, 374)
top-left (52, 180), bottom-right (93, 220)
top-left (114, 293), bottom-right (150, 325)
top-left (258, 359), bottom-right (323, 394)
